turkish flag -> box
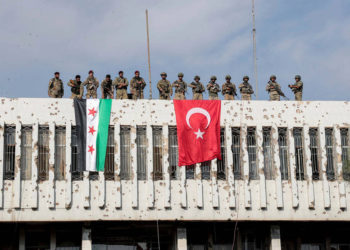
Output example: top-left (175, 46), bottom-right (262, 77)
top-left (174, 100), bottom-right (221, 166)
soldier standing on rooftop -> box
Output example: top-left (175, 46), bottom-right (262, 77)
top-left (157, 72), bottom-right (171, 100)
top-left (130, 70), bottom-right (146, 100)
top-left (83, 70), bottom-right (99, 99)
top-left (48, 72), bottom-right (64, 98)
top-left (67, 75), bottom-right (83, 99)
top-left (239, 76), bottom-right (254, 100)
top-left (266, 75), bottom-right (286, 101)
top-left (101, 74), bottom-right (113, 99)
top-left (207, 76), bottom-right (220, 100)
top-left (289, 75), bottom-right (303, 101)
top-left (172, 73), bottom-right (187, 100)
top-left (222, 75), bottom-right (237, 100)
top-left (189, 76), bottom-right (205, 100)
top-left (113, 71), bottom-right (129, 99)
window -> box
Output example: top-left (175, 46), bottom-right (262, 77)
top-left (309, 128), bottom-right (320, 180)
top-left (21, 126), bottom-right (32, 180)
top-left (38, 126), bottom-right (49, 181)
top-left (104, 126), bottom-right (114, 180)
top-left (325, 128), bottom-right (335, 180)
top-left (232, 128), bottom-right (241, 179)
top-left (217, 128), bottom-right (226, 180)
top-left (278, 128), bottom-right (289, 180)
top-left (169, 127), bottom-right (179, 180)
top-left (186, 165), bottom-right (195, 179)
top-left (4, 125), bottom-right (15, 180)
top-left (120, 126), bottom-right (131, 180)
top-left (55, 126), bottom-right (66, 181)
top-left (137, 126), bottom-right (147, 180)
top-left (201, 161), bottom-right (210, 180)
top-left (71, 126), bottom-right (83, 180)
top-left (294, 128), bottom-right (304, 180)
top-left (247, 127), bottom-right (258, 179)
top-left (262, 127), bottom-right (274, 180)
top-left (152, 126), bottom-right (163, 180)
top-left (341, 128), bottom-right (350, 181)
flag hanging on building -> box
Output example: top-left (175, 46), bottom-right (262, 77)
top-left (173, 100), bottom-right (221, 166)
top-left (74, 99), bottom-right (112, 172)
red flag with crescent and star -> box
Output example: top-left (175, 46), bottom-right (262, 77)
top-left (173, 100), bottom-right (221, 166)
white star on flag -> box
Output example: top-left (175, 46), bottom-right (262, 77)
top-left (194, 128), bottom-right (205, 139)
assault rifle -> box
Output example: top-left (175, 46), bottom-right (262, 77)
top-left (268, 81), bottom-right (289, 100)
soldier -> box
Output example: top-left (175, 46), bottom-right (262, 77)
top-left (222, 75), bottom-right (237, 100)
top-left (101, 74), bottom-right (114, 99)
top-left (113, 71), bottom-right (129, 99)
top-left (157, 72), bottom-right (171, 100)
top-left (171, 72), bottom-right (187, 100)
top-left (48, 72), bottom-right (64, 98)
top-left (67, 75), bottom-right (83, 99)
top-left (288, 75), bottom-right (303, 101)
top-left (266, 75), bottom-right (286, 101)
top-left (130, 70), bottom-right (146, 100)
top-left (206, 76), bottom-right (221, 100)
top-left (189, 75), bottom-right (205, 100)
top-left (239, 76), bottom-right (254, 100)
top-left (83, 70), bottom-right (99, 99)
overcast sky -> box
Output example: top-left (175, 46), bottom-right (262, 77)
top-left (0, 0), bottom-right (349, 100)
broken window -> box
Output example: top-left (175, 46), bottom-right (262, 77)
top-left (4, 125), bottom-right (16, 180)
top-left (152, 126), bottom-right (163, 180)
top-left (231, 127), bottom-right (241, 179)
top-left (21, 126), bottom-right (32, 180)
top-left (263, 127), bottom-right (274, 180)
top-left (247, 127), bottom-right (258, 180)
top-left (54, 126), bottom-right (66, 181)
top-left (309, 128), bottom-right (320, 180)
top-left (278, 128), bottom-right (289, 180)
top-left (137, 126), bottom-right (147, 180)
top-left (71, 126), bottom-right (83, 180)
top-left (325, 128), bottom-right (335, 180)
top-left (169, 126), bottom-right (179, 180)
top-left (341, 128), bottom-right (350, 181)
top-left (294, 128), bottom-right (304, 180)
top-left (217, 128), bottom-right (226, 180)
top-left (104, 126), bottom-right (114, 180)
top-left (38, 126), bottom-right (49, 181)
top-left (120, 126), bottom-right (131, 180)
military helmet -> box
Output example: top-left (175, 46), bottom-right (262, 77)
top-left (210, 75), bottom-right (217, 80)
top-left (225, 75), bottom-right (231, 80)
top-left (178, 72), bottom-right (184, 77)
top-left (160, 72), bottom-right (167, 76)
top-left (54, 72), bottom-right (60, 75)
top-left (295, 75), bottom-right (301, 80)
top-left (194, 75), bottom-right (200, 80)
top-left (119, 70), bottom-right (123, 74)
top-left (106, 74), bottom-right (111, 78)
top-left (75, 75), bottom-right (81, 79)
top-left (243, 75), bottom-right (249, 80)
top-left (270, 75), bottom-right (276, 80)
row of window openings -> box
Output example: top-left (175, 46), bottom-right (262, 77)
top-left (3, 125), bottom-right (350, 182)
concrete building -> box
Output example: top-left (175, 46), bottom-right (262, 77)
top-left (1, 98), bottom-right (350, 249)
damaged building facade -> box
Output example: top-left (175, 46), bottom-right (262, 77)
top-left (1, 98), bottom-right (350, 249)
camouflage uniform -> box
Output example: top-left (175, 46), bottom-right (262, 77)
top-left (206, 76), bottom-right (220, 100)
top-left (239, 76), bottom-right (254, 100)
top-left (130, 76), bottom-right (146, 100)
top-left (101, 78), bottom-right (114, 99)
top-left (48, 77), bottom-right (64, 98)
top-left (172, 73), bottom-right (187, 100)
top-left (83, 76), bottom-right (99, 99)
top-left (157, 73), bottom-right (171, 100)
top-left (266, 75), bottom-right (284, 101)
top-left (289, 75), bottom-right (303, 101)
top-left (67, 79), bottom-right (83, 99)
top-left (113, 77), bottom-right (129, 99)
top-left (222, 75), bottom-right (237, 100)
top-left (189, 76), bottom-right (205, 100)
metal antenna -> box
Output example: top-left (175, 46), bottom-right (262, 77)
top-left (252, 0), bottom-right (258, 99)
top-left (145, 9), bottom-right (152, 99)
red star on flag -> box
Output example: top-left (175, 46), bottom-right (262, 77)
top-left (88, 107), bottom-right (97, 117)
top-left (88, 126), bottom-right (96, 135)
top-left (88, 145), bottom-right (95, 154)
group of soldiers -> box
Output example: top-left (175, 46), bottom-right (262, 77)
top-left (48, 71), bottom-right (303, 101)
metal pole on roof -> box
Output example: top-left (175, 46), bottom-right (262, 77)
top-left (252, 0), bottom-right (258, 99)
top-left (145, 9), bottom-right (152, 99)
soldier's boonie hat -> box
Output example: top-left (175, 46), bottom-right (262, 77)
top-left (106, 74), bottom-right (111, 78)
top-left (243, 75), bottom-right (249, 80)
top-left (54, 72), bottom-right (59, 75)
top-left (75, 75), bottom-right (81, 79)
top-left (89, 70), bottom-right (94, 74)
top-left (119, 71), bottom-right (123, 74)
top-left (135, 70), bottom-right (140, 74)
top-left (160, 72), bottom-right (167, 76)
top-left (194, 75), bottom-right (200, 80)
top-left (210, 76), bottom-right (217, 80)
top-left (295, 75), bottom-right (301, 79)
top-left (270, 75), bottom-right (276, 79)
top-left (178, 72), bottom-right (184, 77)
top-left (225, 75), bottom-right (231, 79)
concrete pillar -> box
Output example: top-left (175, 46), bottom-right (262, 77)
top-left (270, 225), bottom-right (281, 250)
top-left (82, 225), bottom-right (92, 250)
top-left (19, 227), bottom-right (25, 250)
top-left (50, 227), bottom-right (56, 250)
top-left (177, 227), bottom-right (187, 250)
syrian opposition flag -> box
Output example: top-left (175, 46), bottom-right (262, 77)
top-left (173, 100), bottom-right (221, 166)
top-left (74, 99), bottom-right (112, 172)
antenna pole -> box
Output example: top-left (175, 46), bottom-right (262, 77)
top-left (252, 0), bottom-right (258, 99)
top-left (145, 9), bottom-right (152, 99)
